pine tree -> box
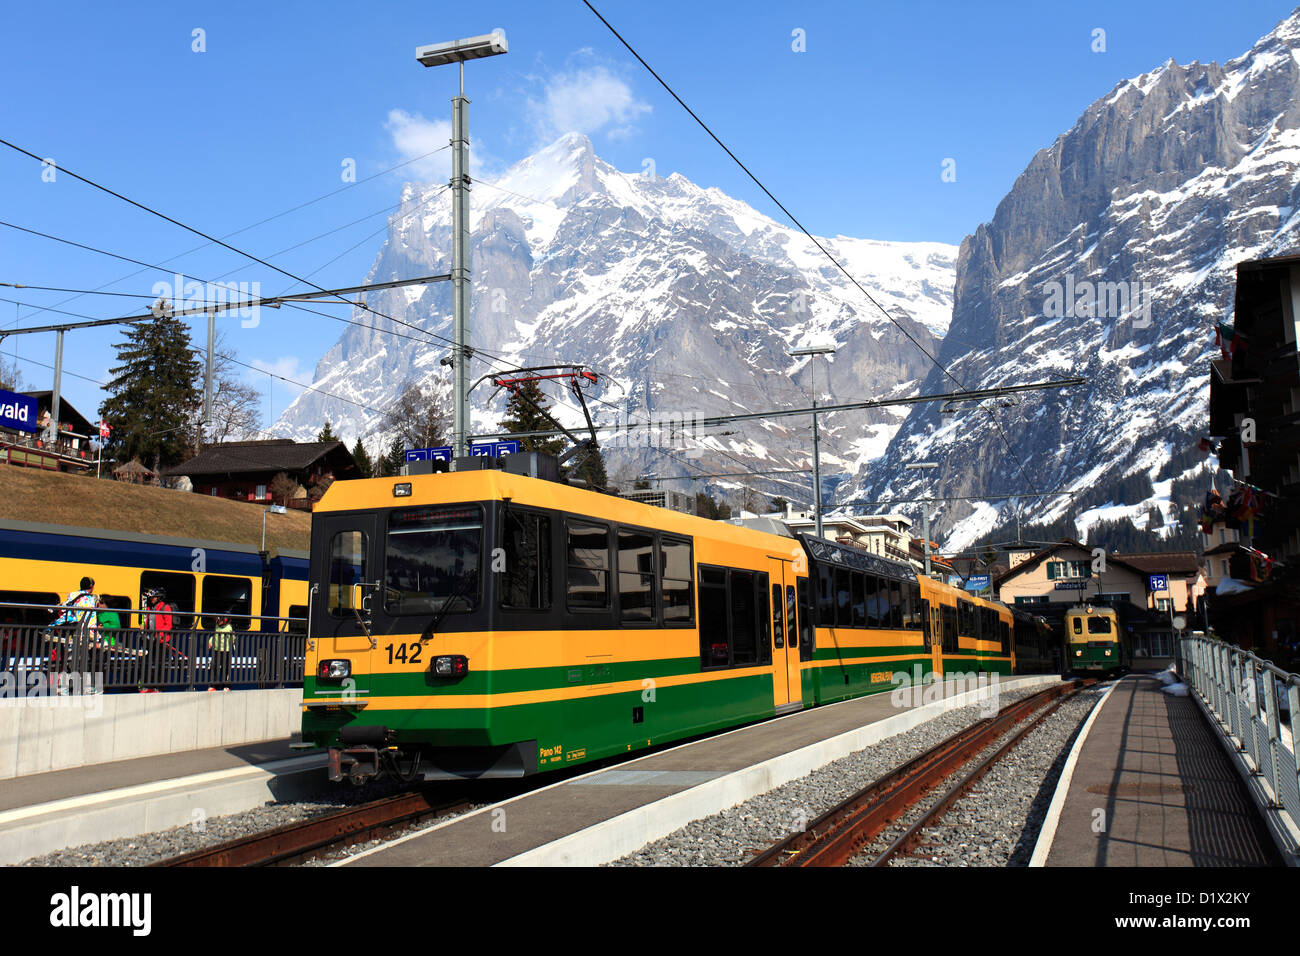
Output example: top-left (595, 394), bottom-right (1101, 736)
top-left (318, 421), bottom-right (338, 443)
top-left (569, 444), bottom-right (609, 489)
top-left (99, 315), bottom-right (202, 472)
top-left (350, 438), bottom-right (374, 479)
top-left (377, 436), bottom-right (405, 478)
top-left (498, 380), bottom-right (566, 456)
top-left (770, 496), bottom-right (790, 513)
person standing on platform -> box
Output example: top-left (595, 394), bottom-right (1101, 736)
top-left (208, 613), bottom-right (235, 692)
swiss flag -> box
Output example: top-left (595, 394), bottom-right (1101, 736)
top-left (98, 420), bottom-right (111, 438)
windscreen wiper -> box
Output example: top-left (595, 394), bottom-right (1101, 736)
top-left (420, 573), bottom-right (476, 643)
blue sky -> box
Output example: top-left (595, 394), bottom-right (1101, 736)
top-left (0, 0), bottom-right (1293, 441)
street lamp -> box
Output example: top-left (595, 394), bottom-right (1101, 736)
top-left (789, 344), bottom-right (836, 538)
top-left (905, 462), bottom-right (938, 576)
top-left (417, 31), bottom-right (509, 459)
top-left (262, 503), bottom-right (287, 553)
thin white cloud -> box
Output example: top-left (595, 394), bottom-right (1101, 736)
top-left (385, 109), bottom-right (499, 180)
top-left (530, 65), bottom-right (651, 142)
top-left (250, 356), bottom-right (307, 400)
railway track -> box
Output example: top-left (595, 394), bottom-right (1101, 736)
top-left (747, 679), bottom-right (1093, 867)
top-left (155, 788), bottom-right (475, 867)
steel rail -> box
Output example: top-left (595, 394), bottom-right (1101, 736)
top-left (869, 690), bottom-right (1074, 866)
top-left (155, 788), bottom-right (473, 867)
top-left (748, 681), bottom-right (1090, 867)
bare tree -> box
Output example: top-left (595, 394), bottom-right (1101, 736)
top-left (381, 382), bottom-right (449, 451)
top-left (196, 332), bottom-right (264, 444)
top-left (0, 354), bottom-right (22, 392)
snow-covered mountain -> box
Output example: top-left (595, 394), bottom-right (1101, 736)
top-left (272, 132), bottom-right (956, 492)
top-left (849, 9), bottom-right (1300, 551)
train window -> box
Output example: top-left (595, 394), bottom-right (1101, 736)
top-left (835, 568), bottom-right (851, 628)
top-left (755, 572), bottom-right (771, 665)
top-left (731, 571), bottom-right (759, 664)
top-left (850, 573), bottom-right (865, 628)
top-left (1087, 617), bottom-right (1113, 635)
top-left (816, 565), bottom-right (835, 625)
top-left (906, 583), bottom-right (922, 629)
top-left (786, 585), bottom-right (797, 650)
top-left (772, 583), bottom-right (784, 648)
top-left (618, 529), bottom-right (656, 623)
top-left (286, 605), bottom-right (308, 635)
top-left (202, 576), bottom-right (252, 629)
top-left (567, 520), bottom-right (610, 611)
top-left (659, 536), bottom-right (694, 624)
top-left (0, 590), bottom-right (60, 627)
top-left (1072, 618), bottom-right (1083, 635)
top-left (797, 577), bottom-right (815, 661)
top-left (888, 580), bottom-right (903, 629)
top-left (500, 510), bottom-right (552, 611)
top-left (140, 571), bottom-right (195, 628)
top-left (327, 531), bottom-right (367, 617)
top-left (941, 604), bottom-right (957, 652)
top-left (864, 575), bottom-right (882, 628)
top-left (385, 507), bottom-right (483, 616)
top-left (698, 566), bottom-right (729, 667)
top-left (1000, 621), bottom-right (1010, 654)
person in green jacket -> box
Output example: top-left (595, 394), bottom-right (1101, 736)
top-left (208, 613), bottom-right (235, 691)
top-left (94, 599), bottom-right (120, 647)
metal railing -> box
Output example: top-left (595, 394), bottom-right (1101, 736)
top-left (0, 601), bottom-right (307, 694)
top-left (1179, 634), bottom-right (1300, 857)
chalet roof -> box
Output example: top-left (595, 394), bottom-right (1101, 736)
top-left (112, 459), bottom-right (155, 476)
top-left (22, 391), bottom-right (94, 435)
top-left (1115, 551), bottom-right (1204, 576)
top-left (163, 439), bottom-right (354, 477)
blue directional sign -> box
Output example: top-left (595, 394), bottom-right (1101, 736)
top-left (0, 389), bottom-right (37, 433)
top-left (406, 446), bottom-right (452, 463)
top-left (405, 440), bottom-right (520, 462)
top-left (1148, 574), bottom-right (1169, 593)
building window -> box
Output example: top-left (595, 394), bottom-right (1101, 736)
top-left (1222, 560), bottom-right (1230, 576)
top-left (1155, 597), bottom-right (1171, 611)
top-left (1046, 560), bottom-right (1091, 580)
top-left (256, 484), bottom-right (267, 500)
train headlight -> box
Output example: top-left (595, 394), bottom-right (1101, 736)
top-left (432, 655), bottom-right (469, 678)
top-left (1105, 649), bottom-right (1112, 657)
top-left (319, 659), bottom-right (351, 679)
top-left (1075, 650), bottom-right (1082, 658)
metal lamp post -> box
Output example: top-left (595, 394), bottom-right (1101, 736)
top-left (905, 462), bottom-right (938, 576)
top-left (416, 31), bottom-right (509, 459)
top-left (789, 344), bottom-right (836, 538)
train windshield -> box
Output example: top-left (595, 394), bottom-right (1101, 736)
top-left (383, 506), bottom-right (483, 616)
top-left (1087, 616), bottom-right (1113, 635)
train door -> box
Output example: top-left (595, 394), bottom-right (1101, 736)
top-left (310, 513), bottom-right (381, 697)
top-left (767, 556), bottom-right (802, 713)
top-left (929, 600), bottom-right (944, 680)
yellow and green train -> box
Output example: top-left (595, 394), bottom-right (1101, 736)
top-left (1064, 604), bottom-right (1127, 674)
top-left (303, 459), bottom-right (1014, 783)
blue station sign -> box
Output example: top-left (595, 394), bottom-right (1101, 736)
top-left (0, 389), bottom-right (37, 433)
top-left (406, 440), bottom-right (521, 463)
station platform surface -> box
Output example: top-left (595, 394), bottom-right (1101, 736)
top-left (0, 737), bottom-right (318, 814)
top-left (343, 676), bottom-right (1039, 867)
top-left (1045, 675), bottom-right (1280, 867)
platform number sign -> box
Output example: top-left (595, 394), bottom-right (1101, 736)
top-left (1148, 574), bottom-right (1169, 593)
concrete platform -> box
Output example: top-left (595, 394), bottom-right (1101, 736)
top-left (0, 737), bottom-right (324, 865)
top-left (341, 674), bottom-right (1059, 867)
top-left (1042, 675), bottom-right (1280, 867)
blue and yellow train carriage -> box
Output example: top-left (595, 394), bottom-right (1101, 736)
top-left (303, 461), bottom-right (1017, 784)
top-left (0, 519), bottom-right (309, 630)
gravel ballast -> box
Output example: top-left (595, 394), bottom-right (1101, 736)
top-left (612, 682), bottom-right (1102, 867)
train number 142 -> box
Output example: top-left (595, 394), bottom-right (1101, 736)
top-left (384, 642), bottom-right (423, 664)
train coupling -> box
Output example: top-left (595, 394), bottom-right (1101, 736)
top-left (330, 725), bottom-right (394, 785)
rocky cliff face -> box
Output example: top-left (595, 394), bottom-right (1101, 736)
top-left (849, 10), bottom-right (1300, 549)
top-left (273, 133), bottom-right (956, 495)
